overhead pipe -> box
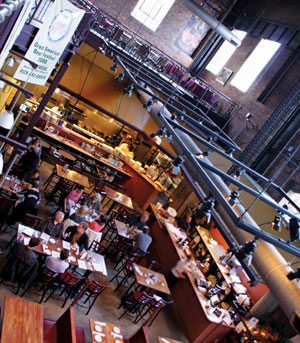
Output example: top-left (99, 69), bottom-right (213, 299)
top-left (0, 0), bottom-right (24, 23)
top-left (137, 88), bottom-right (300, 320)
top-left (178, 0), bottom-right (241, 46)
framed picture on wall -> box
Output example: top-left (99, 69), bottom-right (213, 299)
top-left (216, 67), bottom-right (233, 85)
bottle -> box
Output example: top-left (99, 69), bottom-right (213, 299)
top-left (63, 164), bottom-right (69, 172)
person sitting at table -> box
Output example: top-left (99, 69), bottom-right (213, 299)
top-left (128, 214), bottom-right (149, 230)
top-left (69, 205), bottom-right (89, 224)
top-left (0, 237), bottom-right (40, 288)
top-left (39, 211), bottom-right (65, 239)
top-left (84, 193), bottom-right (101, 215)
top-left (177, 215), bottom-right (192, 234)
top-left (64, 222), bottom-right (89, 251)
top-left (88, 213), bottom-right (108, 232)
top-left (19, 137), bottom-right (41, 173)
top-left (65, 185), bottom-right (85, 211)
top-left (45, 248), bottom-right (69, 274)
top-left (133, 226), bottom-right (152, 253)
top-left (21, 168), bottom-right (41, 186)
top-left (9, 180), bottom-right (41, 224)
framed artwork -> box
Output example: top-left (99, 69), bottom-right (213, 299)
top-left (216, 67), bottom-right (233, 85)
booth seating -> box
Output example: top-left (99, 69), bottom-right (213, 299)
top-left (43, 306), bottom-right (85, 343)
top-left (124, 326), bottom-right (150, 343)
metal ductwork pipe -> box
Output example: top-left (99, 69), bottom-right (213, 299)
top-left (138, 87), bottom-right (300, 321)
top-left (0, 0), bottom-right (24, 23)
top-left (178, 0), bottom-right (241, 47)
top-left (250, 291), bottom-right (278, 318)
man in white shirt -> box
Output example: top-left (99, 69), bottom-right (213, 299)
top-left (167, 254), bottom-right (195, 289)
top-left (45, 249), bottom-right (69, 274)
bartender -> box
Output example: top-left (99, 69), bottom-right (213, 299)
top-left (119, 141), bottom-right (134, 158)
top-left (51, 103), bottom-right (65, 114)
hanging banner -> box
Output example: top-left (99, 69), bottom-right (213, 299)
top-left (14, 0), bottom-right (85, 85)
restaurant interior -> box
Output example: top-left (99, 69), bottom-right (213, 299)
top-left (0, 0), bottom-right (300, 343)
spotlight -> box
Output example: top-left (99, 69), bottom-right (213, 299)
top-left (170, 113), bottom-right (177, 120)
top-left (165, 133), bottom-right (172, 143)
top-left (123, 84), bottom-right (134, 97)
top-left (226, 148), bottom-right (235, 156)
top-left (144, 98), bottom-right (156, 112)
top-left (288, 218), bottom-right (300, 243)
top-left (171, 155), bottom-right (185, 175)
top-left (272, 215), bottom-right (281, 231)
top-left (197, 149), bottom-right (210, 159)
top-left (206, 136), bottom-right (213, 143)
top-left (227, 190), bottom-right (239, 206)
top-left (110, 63), bottom-right (118, 73)
top-left (115, 72), bottom-right (125, 82)
top-left (233, 168), bottom-right (244, 179)
top-left (150, 127), bottom-right (167, 145)
top-left (287, 268), bottom-right (300, 280)
top-left (234, 237), bottom-right (259, 266)
top-left (193, 198), bottom-right (216, 222)
top-left (6, 56), bottom-right (14, 67)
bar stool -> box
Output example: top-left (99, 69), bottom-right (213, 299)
top-left (44, 271), bottom-right (84, 308)
top-left (75, 278), bottom-right (108, 315)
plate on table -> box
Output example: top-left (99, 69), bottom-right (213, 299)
top-left (115, 340), bottom-right (122, 343)
top-left (113, 327), bottom-right (120, 334)
top-left (94, 335), bottom-right (103, 342)
top-left (71, 246), bottom-right (77, 251)
top-left (94, 325), bottom-right (102, 332)
top-left (69, 256), bottom-right (76, 262)
top-left (44, 249), bottom-right (51, 255)
top-left (49, 238), bottom-right (56, 244)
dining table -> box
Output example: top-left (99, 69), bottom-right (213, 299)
top-left (56, 164), bottom-right (90, 188)
top-left (104, 185), bottom-right (133, 214)
top-left (115, 219), bottom-right (138, 240)
top-left (158, 337), bottom-right (183, 343)
top-left (1, 175), bottom-right (24, 194)
top-left (1, 295), bottom-right (43, 343)
top-left (18, 224), bottom-right (107, 277)
top-left (133, 263), bottom-right (171, 295)
top-left (89, 319), bottom-right (124, 343)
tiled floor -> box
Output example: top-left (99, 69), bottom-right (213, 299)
top-left (0, 162), bottom-right (190, 343)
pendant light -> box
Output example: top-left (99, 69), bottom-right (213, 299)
top-left (0, 110), bottom-right (14, 130)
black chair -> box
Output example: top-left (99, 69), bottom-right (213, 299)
top-left (0, 194), bottom-right (16, 229)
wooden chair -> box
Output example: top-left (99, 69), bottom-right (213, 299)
top-left (43, 306), bottom-right (85, 343)
top-left (22, 213), bottom-right (42, 229)
top-left (89, 240), bottom-right (107, 255)
top-left (0, 194), bottom-right (16, 229)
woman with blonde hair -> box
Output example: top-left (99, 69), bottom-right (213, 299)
top-left (69, 205), bottom-right (88, 224)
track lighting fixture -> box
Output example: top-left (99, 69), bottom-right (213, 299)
top-left (110, 63), bottom-right (118, 73)
top-left (123, 84), bottom-right (134, 97)
top-left (115, 72), bottom-right (125, 82)
top-left (272, 215), bottom-right (281, 231)
top-left (235, 237), bottom-right (258, 266)
top-left (197, 149), bottom-right (210, 159)
top-left (144, 98), bottom-right (156, 112)
top-left (226, 148), bottom-right (235, 156)
top-left (150, 126), bottom-right (167, 145)
top-left (233, 168), bottom-right (244, 179)
top-left (227, 190), bottom-right (239, 206)
top-left (193, 198), bottom-right (216, 222)
top-left (170, 113), bottom-right (177, 120)
top-left (288, 218), bottom-right (300, 243)
top-left (171, 155), bottom-right (185, 175)
top-left (287, 268), bottom-right (300, 281)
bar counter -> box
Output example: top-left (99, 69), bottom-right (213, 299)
top-left (149, 205), bottom-right (233, 343)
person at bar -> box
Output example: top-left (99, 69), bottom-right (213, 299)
top-left (166, 254), bottom-right (196, 289)
top-left (118, 141), bottom-right (134, 158)
top-left (39, 211), bottom-right (65, 239)
top-left (177, 215), bottom-right (192, 233)
top-left (45, 248), bottom-right (69, 274)
top-left (84, 193), bottom-right (102, 215)
top-left (19, 137), bottom-right (41, 173)
top-left (64, 222), bottom-right (89, 251)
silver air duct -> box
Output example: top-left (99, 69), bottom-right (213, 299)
top-left (179, 0), bottom-right (241, 46)
top-left (138, 88), bottom-right (300, 321)
top-left (0, 0), bottom-right (25, 23)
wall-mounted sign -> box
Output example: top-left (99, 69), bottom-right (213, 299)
top-left (14, 0), bottom-right (85, 86)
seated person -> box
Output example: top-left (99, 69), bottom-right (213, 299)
top-left (88, 213), bottom-right (108, 232)
top-left (45, 249), bottom-right (69, 274)
top-left (129, 214), bottom-right (149, 230)
top-left (39, 211), bottom-right (65, 239)
top-left (69, 205), bottom-right (88, 224)
top-left (64, 222), bottom-right (89, 251)
top-left (133, 226), bottom-right (152, 253)
top-left (21, 168), bottom-right (41, 186)
top-left (10, 180), bottom-right (41, 223)
top-left (0, 237), bottom-right (40, 287)
top-left (19, 137), bottom-right (41, 173)
top-left (177, 215), bottom-right (192, 233)
top-left (65, 186), bottom-right (84, 211)
top-left (84, 193), bottom-right (101, 215)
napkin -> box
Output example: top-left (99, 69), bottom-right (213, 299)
top-left (62, 240), bottom-right (71, 250)
top-left (40, 232), bottom-right (50, 243)
top-left (93, 262), bottom-right (103, 273)
top-left (78, 260), bottom-right (87, 270)
top-left (23, 227), bottom-right (34, 237)
top-left (52, 251), bottom-right (60, 258)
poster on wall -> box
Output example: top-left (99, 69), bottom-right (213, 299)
top-left (14, 0), bottom-right (85, 86)
top-left (174, 15), bottom-right (210, 56)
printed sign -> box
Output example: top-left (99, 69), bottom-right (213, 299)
top-left (14, 0), bottom-right (85, 85)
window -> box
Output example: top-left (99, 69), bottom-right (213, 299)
top-left (131, 0), bottom-right (175, 32)
top-left (205, 30), bottom-right (247, 75)
top-left (231, 39), bottom-right (281, 92)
